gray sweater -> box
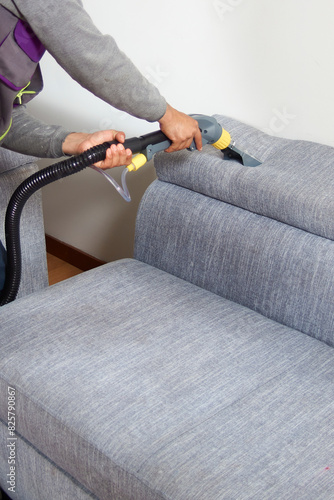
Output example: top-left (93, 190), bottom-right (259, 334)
top-left (0, 0), bottom-right (167, 157)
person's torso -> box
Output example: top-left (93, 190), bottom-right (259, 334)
top-left (0, 4), bottom-right (45, 142)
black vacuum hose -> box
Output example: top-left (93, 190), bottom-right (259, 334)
top-left (0, 115), bottom-right (234, 306)
top-left (0, 142), bottom-right (111, 306)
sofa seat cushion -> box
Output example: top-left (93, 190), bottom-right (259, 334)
top-left (1, 259), bottom-right (333, 499)
top-left (154, 114), bottom-right (334, 241)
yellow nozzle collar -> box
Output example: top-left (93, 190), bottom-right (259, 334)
top-left (212, 128), bottom-right (231, 150)
top-left (127, 153), bottom-right (147, 172)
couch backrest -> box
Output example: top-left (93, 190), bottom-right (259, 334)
top-left (134, 115), bottom-right (334, 347)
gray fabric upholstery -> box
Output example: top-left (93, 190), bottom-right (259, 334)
top-left (0, 422), bottom-right (96, 500)
top-left (0, 259), bottom-right (333, 500)
top-left (0, 149), bottom-right (48, 297)
top-left (0, 148), bottom-right (37, 175)
top-left (1, 115), bottom-right (334, 499)
top-left (153, 114), bottom-right (334, 241)
top-left (135, 181), bottom-right (334, 346)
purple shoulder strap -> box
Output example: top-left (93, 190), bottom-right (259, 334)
top-left (0, 5), bottom-right (45, 91)
top-left (0, 5), bottom-right (45, 139)
top-left (14, 20), bottom-right (45, 63)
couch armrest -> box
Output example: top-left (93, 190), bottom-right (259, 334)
top-left (0, 149), bottom-right (48, 298)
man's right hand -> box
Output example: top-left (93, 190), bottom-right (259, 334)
top-left (158, 104), bottom-right (202, 153)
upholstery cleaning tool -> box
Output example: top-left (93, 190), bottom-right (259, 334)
top-left (0, 114), bottom-right (260, 305)
top-left (88, 114), bottom-right (261, 200)
top-left (222, 141), bottom-right (262, 167)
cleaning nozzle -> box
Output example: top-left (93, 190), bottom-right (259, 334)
top-left (189, 114), bottom-right (261, 167)
top-left (222, 142), bottom-right (262, 167)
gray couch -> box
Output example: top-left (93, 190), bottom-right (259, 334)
top-left (0, 150), bottom-right (48, 299)
top-left (0, 115), bottom-right (333, 500)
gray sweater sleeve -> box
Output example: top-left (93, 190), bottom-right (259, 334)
top-left (3, 0), bottom-right (167, 122)
top-left (2, 106), bottom-right (70, 157)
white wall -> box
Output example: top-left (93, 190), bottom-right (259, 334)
top-left (28, 0), bottom-right (334, 261)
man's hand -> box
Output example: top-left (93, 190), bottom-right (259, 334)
top-left (62, 130), bottom-right (132, 169)
top-left (158, 104), bottom-right (202, 153)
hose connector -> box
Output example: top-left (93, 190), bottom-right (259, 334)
top-left (212, 128), bottom-right (231, 150)
top-left (127, 153), bottom-right (147, 172)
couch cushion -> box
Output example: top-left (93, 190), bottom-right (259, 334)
top-left (153, 114), bottom-right (334, 241)
top-left (1, 259), bottom-right (333, 499)
top-left (0, 147), bottom-right (37, 174)
top-left (0, 422), bottom-right (95, 499)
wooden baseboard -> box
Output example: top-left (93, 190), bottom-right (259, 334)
top-left (45, 235), bottom-right (106, 271)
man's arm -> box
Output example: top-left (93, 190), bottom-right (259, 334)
top-left (3, 106), bottom-right (132, 169)
top-left (2, 106), bottom-right (70, 157)
top-left (2, 0), bottom-right (201, 151)
top-left (3, 0), bottom-right (167, 122)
